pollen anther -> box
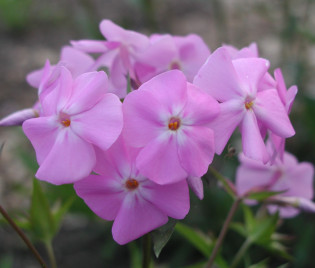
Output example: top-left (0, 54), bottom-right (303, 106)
top-left (245, 100), bottom-right (254, 110)
top-left (125, 178), bottom-right (139, 190)
top-left (168, 117), bottom-right (181, 131)
top-left (61, 119), bottom-right (71, 127)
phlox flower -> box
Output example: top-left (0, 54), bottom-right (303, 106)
top-left (74, 135), bottom-right (190, 245)
top-left (72, 19), bottom-right (150, 98)
top-left (269, 68), bottom-right (298, 162)
top-left (22, 66), bottom-right (123, 185)
top-left (123, 70), bottom-right (219, 185)
top-left (194, 47), bottom-right (295, 163)
top-left (236, 150), bottom-right (314, 218)
top-left (133, 33), bottom-right (210, 86)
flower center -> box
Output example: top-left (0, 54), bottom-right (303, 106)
top-left (170, 61), bottom-right (181, 70)
top-left (245, 100), bottom-right (254, 110)
top-left (125, 178), bottom-right (139, 190)
top-left (61, 119), bottom-right (71, 127)
top-left (168, 117), bottom-right (181, 131)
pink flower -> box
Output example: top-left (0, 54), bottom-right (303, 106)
top-left (236, 151), bottom-right (314, 218)
top-left (74, 135), bottom-right (190, 245)
top-left (194, 47), bottom-right (295, 163)
top-left (269, 68), bottom-right (298, 162)
top-left (123, 70), bottom-right (219, 184)
top-left (22, 67), bottom-right (123, 185)
top-left (134, 33), bottom-right (210, 85)
top-left (72, 19), bottom-right (150, 98)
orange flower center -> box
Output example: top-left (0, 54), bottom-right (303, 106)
top-left (245, 100), bottom-right (254, 110)
top-left (61, 119), bottom-right (71, 127)
top-left (125, 178), bottom-right (139, 190)
top-left (168, 117), bottom-right (181, 131)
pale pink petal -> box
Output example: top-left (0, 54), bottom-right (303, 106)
top-left (136, 134), bottom-right (187, 184)
top-left (74, 174), bottom-right (124, 220)
top-left (60, 46), bottom-right (95, 76)
top-left (193, 47), bottom-right (243, 102)
top-left (274, 68), bottom-right (286, 105)
top-left (64, 71), bottom-right (108, 114)
top-left (253, 89), bottom-right (295, 138)
top-left (22, 116), bottom-right (59, 165)
top-left (232, 58), bottom-right (270, 96)
top-left (123, 90), bottom-right (166, 147)
top-left (99, 19), bottom-right (149, 50)
top-left (140, 179), bottom-right (190, 219)
top-left (0, 108), bottom-right (38, 126)
top-left (112, 194), bottom-right (168, 245)
top-left (139, 70), bottom-right (188, 114)
top-left (187, 176), bottom-right (204, 200)
top-left (181, 83), bottom-right (219, 125)
top-left (177, 126), bottom-right (215, 178)
top-left (286, 85), bottom-right (298, 113)
top-left (70, 40), bottom-right (110, 53)
top-left (241, 110), bottom-right (269, 163)
top-left (26, 68), bottom-right (44, 88)
top-left (35, 129), bottom-right (96, 185)
top-left (71, 94), bottom-right (123, 151)
top-left (209, 100), bottom-right (244, 154)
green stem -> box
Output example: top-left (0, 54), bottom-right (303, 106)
top-left (142, 233), bottom-right (152, 268)
top-left (45, 240), bottom-right (57, 268)
top-left (230, 238), bottom-right (252, 268)
top-left (205, 198), bottom-right (242, 268)
top-left (0, 205), bottom-right (47, 268)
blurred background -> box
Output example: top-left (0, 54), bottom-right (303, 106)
top-left (0, 0), bottom-right (315, 267)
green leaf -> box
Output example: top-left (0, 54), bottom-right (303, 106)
top-left (248, 258), bottom-right (269, 268)
top-left (243, 205), bottom-right (255, 232)
top-left (209, 167), bottom-right (237, 198)
top-left (152, 218), bottom-right (177, 258)
top-left (175, 222), bottom-right (213, 257)
top-left (246, 190), bottom-right (286, 201)
top-left (128, 242), bottom-right (142, 268)
top-left (52, 196), bottom-right (75, 234)
top-left (30, 179), bottom-right (56, 243)
top-left (230, 222), bottom-right (247, 237)
top-left (0, 255), bottom-right (13, 268)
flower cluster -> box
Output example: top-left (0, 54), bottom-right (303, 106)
top-left (1, 19), bottom-right (313, 244)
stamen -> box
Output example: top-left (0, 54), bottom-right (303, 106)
top-left (168, 117), bottom-right (181, 131)
top-left (125, 178), bottom-right (139, 190)
top-left (61, 119), bottom-right (71, 127)
top-left (245, 100), bottom-right (254, 110)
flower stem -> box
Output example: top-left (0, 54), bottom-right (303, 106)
top-left (0, 205), bottom-right (47, 268)
top-left (230, 238), bottom-right (252, 268)
top-left (44, 240), bottom-right (57, 268)
top-left (205, 198), bottom-right (242, 268)
top-left (142, 233), bottom-right (152, 268)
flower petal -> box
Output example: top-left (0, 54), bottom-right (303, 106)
top-left (74, 174), bottom-right (124, 221)
top-left (112, 194), bottom-right (168, 245)
top-left (241, 110), bottom-right (269, 163)
top-left (254, 89), bottom-right (295, 138)
top-left (71, 93), bottom-right (123, 151)
top-left (35, 129), bottom-right (96, 185)
top-left (136, 133), bottom-right (187, 184)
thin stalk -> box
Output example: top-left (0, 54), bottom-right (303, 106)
top-left (142, 233), bottom-right (152, 268)
top-left (0, 205), bottom-right (47, 268)
top-left (230, 238), bottom-right (252, 268)
top-left (44, 240), bottom-right (57, 268)
top-left (205, 198), bottom-right (242, 268)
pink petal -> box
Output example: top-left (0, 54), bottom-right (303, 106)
top-left (26, 68), bottom-right (44, 88)
top-left (70, 40), bottom-right (109, 53)
top-left (139, 70), bottom-right (188, 115)
top-left (0, 108), bottom-right (38, 126)
top-left (181, 83), bottom-right (219, 125)
top-left (232, 58), bottom-right (270, 96)
top-left (22, 116), bottom-right (59, 165)
top-left (187, 176), bottom-right (204, 200)
top-left (74, 174), bottom-right (124, 220)
top-left (136, 133), bottom-right (188, 184)
top-left (177, 126), bottom-right (215, 177)
top-left (64, 71), bottom-right (108, 114)
top-left (71, 94), bottom-right (123, 151)
top-left (240, 110), bottom-right (269, 163)
top-left (123, 90), bottom-right (166, 147)
top-left (209, 100), bottom-right (244, 154)
top-left (286, 85), bottom-right (298, 113)
top-left (253, 89), bottom-right (295, 138)
top-left (193, 47), bottom-right (243, 102)
top-left (35, 129), bottom-right (96, 185)
top-left (112, 194), bottom-right (168, 245)
top-left (60, 46), bottom-right (95, 76)
top-left (99, 20), bottom-right (149, 50)
top-left (140, 179), bottom-right (190, 219)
